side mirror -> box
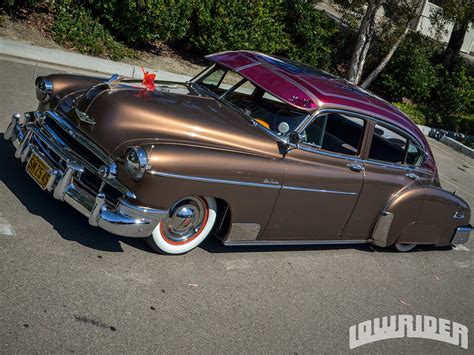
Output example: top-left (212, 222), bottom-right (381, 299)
top-left (288, 131), bottom-right (302, 145)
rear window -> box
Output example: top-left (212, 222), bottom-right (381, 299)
top-left (369, 124), bottom-right (424, 166)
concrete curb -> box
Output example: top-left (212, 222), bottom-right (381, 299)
top-left (0, 38), bottom-right (192, 82)
top-left (417, 124), bottom-right (473, 159)
top-left (440, 136), bottom-right (474, 159)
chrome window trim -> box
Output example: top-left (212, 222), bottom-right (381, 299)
top-left (298, 143), bottom-right (364, 163)
top-left (293, 108), bottom-right (366, 162)
top-left (294, 108), bottom-right (432, 175)
top-left (364, 158), bottom-right (410, 171)
top-left (282, 185), bottom-right (358, 195)
top-left (297, 108), bottom-right (426, 153)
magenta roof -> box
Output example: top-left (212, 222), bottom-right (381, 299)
top-left (206, 51), bottom-right (431, 156)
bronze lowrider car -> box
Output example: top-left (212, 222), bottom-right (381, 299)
top-left (4, 51), bottom-right (472, 254)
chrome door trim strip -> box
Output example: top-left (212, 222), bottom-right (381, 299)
top-left (282, 185), bottom-right (358, 195)
top-left (223, 239), bottom-right (368, 246)
top-left (148, 170), bottom-right (281, 189)
top-left (149, 170), bottom-right (358, 195)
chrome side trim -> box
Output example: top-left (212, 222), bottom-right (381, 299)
top-left (148, 170), bottom-right (281, 189)
top-left (371, 211), bottom-right (394, 247)
top-left (224, 239), bottom-right (367, 246)
top-left (282, 185), bottom-right (357, 195)
top-left (451, 225), bottom-right (472, 245)
top-left (149, 171), bottom-right (358, 195)
top-left (225, 223), bottom-right (261, 241)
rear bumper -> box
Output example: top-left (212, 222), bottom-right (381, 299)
top-left (4, 112), bottom-right (166, 238)
top-left (452, 225), bottom-right (472, 245)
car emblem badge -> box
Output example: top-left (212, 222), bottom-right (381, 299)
top-left (263, 178), bottom-right (279, 185)
top-left (75, 108), bottom-right (95, 125)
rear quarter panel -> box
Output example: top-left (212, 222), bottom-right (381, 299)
top-left (379, 186), bottom-right (470, 246)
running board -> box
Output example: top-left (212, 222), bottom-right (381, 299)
top-left (223, 239), bottom-right (368, 246)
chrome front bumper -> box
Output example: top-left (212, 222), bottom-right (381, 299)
top-left (452, 225), bottom-right (473, 245)
top-left (4, 112), bottom-right (166, 238)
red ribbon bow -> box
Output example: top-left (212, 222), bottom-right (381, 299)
top-left (141, 67), bottom-right (156, 92)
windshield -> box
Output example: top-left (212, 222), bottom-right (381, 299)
top-left (191, 64), bottom-right (310, 136)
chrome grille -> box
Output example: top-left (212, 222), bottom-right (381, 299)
top-left (28, 111), bottom-right (126, 207)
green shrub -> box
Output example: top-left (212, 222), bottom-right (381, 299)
top-left (283, 0), bottom-right (340, 70)
top-left (1, 0), bottom-right (44, 9)
top-left (393, 102), bottom-right (473, 135)
top-left (375, 33), bottom-right (440, 103)
top-left (51, 1), bottom-right (136, 61)
top-left (189, 0), bottom-right (290, 55)
top-left (393, 102), bottom-right (427, 125)
top-left (87, 0), bottom-right (193, 43)
top-left (432, 62), bottom-right (474, 115)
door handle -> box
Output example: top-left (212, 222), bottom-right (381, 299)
top-left (347, 163), bottom-right (364, 172)
top-left (405, 172), bottom-right (419, 180)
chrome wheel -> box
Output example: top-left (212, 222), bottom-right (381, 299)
top-left (160, 196), bottom-right (209, 245)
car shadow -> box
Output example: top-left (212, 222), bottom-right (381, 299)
top-left (0, 134), bottom-right (150, 253)
top-left (199, 237), bottom-right (377, 254)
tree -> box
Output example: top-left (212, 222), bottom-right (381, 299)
top-left (430, 0), bottom-right (474, 70)
top-left (332, 0), bottom-right (383, 83)
top-left (361, 0), bottom-right (424, 88)
top-left (332, 0), bottom-right (424, 87)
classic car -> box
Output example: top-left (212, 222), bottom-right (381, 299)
top-left (4, 50), bottom-right (472, 254)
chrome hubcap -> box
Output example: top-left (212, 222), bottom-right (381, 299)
top-left (161, 197), bottom-right (207, 243)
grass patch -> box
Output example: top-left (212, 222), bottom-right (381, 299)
top-left (51, 3), bottom-right (137, 61)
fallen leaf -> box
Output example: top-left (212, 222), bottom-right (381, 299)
top-left (399, 299), bottom-right (413, 307)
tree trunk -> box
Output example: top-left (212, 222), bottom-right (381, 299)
top-left (348, 0), bottom-right (381, 84)
top-left (360, 25), bottom-right (410, 89)
top-left (444, 19), bottom-right (470, 72)
top-left (447, 20), bottom-right (469, 54)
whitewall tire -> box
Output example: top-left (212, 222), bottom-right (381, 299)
top-left (145, 196), bottom-right (217, 255)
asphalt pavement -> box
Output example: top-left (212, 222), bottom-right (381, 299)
top-left (0, 59), bottom-right (473, 354)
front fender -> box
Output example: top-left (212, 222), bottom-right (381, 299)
top-left (126, 143), bottom-right (285, 238)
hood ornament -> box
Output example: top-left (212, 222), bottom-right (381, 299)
top-left (73, 74), bottom-right (123, 125)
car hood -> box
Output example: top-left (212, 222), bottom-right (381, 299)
top-left (55, 83), bottom-right (279, 159)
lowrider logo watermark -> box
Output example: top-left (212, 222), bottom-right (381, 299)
top-left (349, 315), bottom-right (468, 349)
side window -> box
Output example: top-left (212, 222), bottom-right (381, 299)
top-left (406, 141), bottom-right (425, 166)
top-left (199, 66), bottom-right (248, 95)
top-left (302, 113), bottom-right (365, 156)
top-left (369, 124), bottom-right (407, 164)
top-left (201, 68), bottom-right (226, 90)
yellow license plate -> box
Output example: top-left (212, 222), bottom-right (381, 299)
top-left (26, 153), bottom-right (51, 189)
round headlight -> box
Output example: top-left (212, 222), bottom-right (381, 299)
top-left (35, 77), bottom-right (53, 103)
top-left (125, 147), bottom-right (148, 180)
